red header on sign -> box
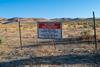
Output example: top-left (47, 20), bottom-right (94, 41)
top-left (38, 23), bottom-right (61, 29)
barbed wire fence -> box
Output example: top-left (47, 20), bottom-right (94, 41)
top-left (0, 13), bottom-right (100, 67)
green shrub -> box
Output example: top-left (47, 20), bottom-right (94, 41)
top-left (0, 39), bottom-right (2, 44)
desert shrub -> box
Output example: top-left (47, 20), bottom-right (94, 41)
top-left (80, 29), bottom-right (93, 40)
top-left (0, 39), bottom-right (2, 44)
top-left (0, 38), bottom-right (5, 45)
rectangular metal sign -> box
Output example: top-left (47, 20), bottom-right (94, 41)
top-left (38, 22), bottom-right (62, 39)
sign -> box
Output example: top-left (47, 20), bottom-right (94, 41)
top-left (38, 22), bottom-right (62, 39)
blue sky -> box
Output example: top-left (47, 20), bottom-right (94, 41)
top-left (0, 0), bottom-right (100, 18)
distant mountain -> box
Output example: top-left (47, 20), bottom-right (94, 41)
top-left (51, 18), bottom-right (71, 21)
top-left (8, 17), bottom-right (48, 22)
top-left (51, 18), bottom-right (89, 21)
top-left (0, 17), bottom-right (48, 24)
top-left (0, 17), bottom-right (100, 24)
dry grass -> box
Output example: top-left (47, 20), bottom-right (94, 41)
top-left (0, 23), bottom-right (100, 60)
